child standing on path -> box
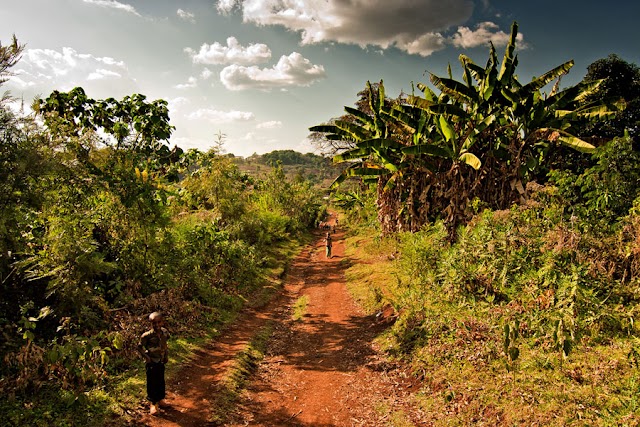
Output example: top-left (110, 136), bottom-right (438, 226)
top-left (325, 232), bottom-right (332, 258)
top-left (138, 311), bottom-right (170, 415)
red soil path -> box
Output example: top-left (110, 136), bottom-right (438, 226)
top-left (135, 215), bottom-right (418, 427)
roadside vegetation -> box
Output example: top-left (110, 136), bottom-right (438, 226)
top-left (0, 36), bottom-right (325, 426)
top-left (319, 22), bottom-right (640, 426)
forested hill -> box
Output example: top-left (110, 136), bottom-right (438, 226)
top-left (232, 150), bottom-right (341, 187)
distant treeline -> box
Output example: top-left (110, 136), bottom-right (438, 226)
top-left (245, 150), bottom-right (331, 166)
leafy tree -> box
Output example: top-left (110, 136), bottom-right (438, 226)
top-left (578, 54), bottom-right (640, 140)
top-left (0, 36), bottom-right (56, 348)
top-left (550, 136), bottom-right (640, 225)
top-left (179, 152), bottom-right (251, 224)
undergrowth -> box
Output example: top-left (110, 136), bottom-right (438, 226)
top-left (342, 191), bottom-right (640, 426)
top-left (0, 234), bottom-right (307, 427)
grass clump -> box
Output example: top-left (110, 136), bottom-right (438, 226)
top-left (292, 295), bottom-right (310, 321)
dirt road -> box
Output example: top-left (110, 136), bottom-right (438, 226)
top-left (136, 215), bottom-right (415, 426)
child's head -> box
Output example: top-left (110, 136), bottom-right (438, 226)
top-left (149, 311), bottom-right (163, 330)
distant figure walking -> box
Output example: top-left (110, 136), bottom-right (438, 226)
top-left (325, 232), bottom-right (332, 258)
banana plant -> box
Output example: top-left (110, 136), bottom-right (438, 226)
top-left (310, 21), bottom-right (623, 235)
top-left (309, 81), bottom-right (407, 189)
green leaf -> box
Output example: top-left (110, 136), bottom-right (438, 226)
top-left (556, 133), bottom-right (596, 153)
top-left (498, 21), bottom-right (519, 82)
top-left (406, 95), bottom-right (435, 110)
top-left (357, 138), bottom-right (404, 152)
top-left (402, 144), bottom-right (451, 158)
top-left (572, 103), bottom-right (620, 120)
top-left (344, 106), bottom-right (375, 126)
top-left (333, 148), bottom-right (367, 162)
top-left (329, 172), bottom-right (348, 190)
top-left (428, 103), bottom-right (467, 118)
top-left (346, 167), bottom-right (388, 177)
top-left (438, 116), bottom-right (455, 142)
top-left (416, 82), bottom-right (437, 102)
top-left (562, 338), bottom-right (573, 358)
top-left (503, 324), bottom-right (511, 353)
top-left (430, 74), bottom-right (477, 101)
top-left (459, 152), bottom-right (481, 170)
top-left (521, 60), bottom-right (574, 93)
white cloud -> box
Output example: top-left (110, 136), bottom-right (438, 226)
top-left (217, 0), bottom-right (240, 14)
top-left (174, 76), bottom-right (198, 89)
top-left (87, 69), bottom-right (122, 80)
top-left (201, 68), bottom-right (214, 80)
top-left (186, 108), bottom-right (255, 123)
top-left (177, 9), bottom-right (196, 23)
top-left (220, 52), bottom-right (326, 91)
top-left (167, 96), bottom-right (190, 113)
top-left (397, 33), bottom-right (447, 57)
top-left (451, 22), bottom-right (522, 49)
top-left (7, 47), bottom-right (135, 95)
top-left (82, 0), bottom-right (140, 16)
top-left (221, 0), bottom-right (475, 56)
top-left (256, 120), bottom-right (282, 129)
top-left (185, 37), bottom-right (271, 66)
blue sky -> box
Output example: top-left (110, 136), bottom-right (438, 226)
top-left (1, 0), bottom-right (639, 157)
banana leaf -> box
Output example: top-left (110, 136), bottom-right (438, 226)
top-left (498, 22), bottom-right (519, 82)
top-left (459, 152), bottom-right (482, 170)
top-left (428, 103), bottom-right (467, 118)
top-left (402, 144), bottom-right (452, 158)
top-left (346, 166), bottom-right (389, 177)
top-left (556, 131), bottom-right (596, 153)
top-left (461, 55), bottom-right (474, 87)
top-left (416, 82), bottom-right (437, 102)
top-left (545, 79), bottom-right (603, 108)
top-left (333, 148), bottom-right (368, 162)
top-left (555, 104), bottom-right (618, 121)
top-left (357, 138), bottom-right (405, 152)
top-left (344, 106), bottom-right (375, 126)
top-left (521, 60), bottom-right (574, 94)
top-left (430, 74), bottom-right (477, 101)
top-left (459, 55), bottom-right (486, 83)
top-left (372, 147), bottom-right (399, 172)
top-left (309, 124), bottom-right (357, 141)
top-left (407, 95), bottom-right (435, 110)
top-left (383, 108), bottom-right (417, 134)
top-left (329, 171), bottom-right (349, 190)
top-left (439, 115), bottom-right (456, 142)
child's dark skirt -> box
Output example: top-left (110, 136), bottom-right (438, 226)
top-left (145, 362), bottom-right (166, 403)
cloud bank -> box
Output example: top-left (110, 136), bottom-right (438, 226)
top-left (216, 0), bottom-right (521, 56)
top-left (185, 37), bottom-right (271, 66)
top-left (219, 52), bottom-right (326, 90)
top-left (8, 47), bottom-right (136, 96)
